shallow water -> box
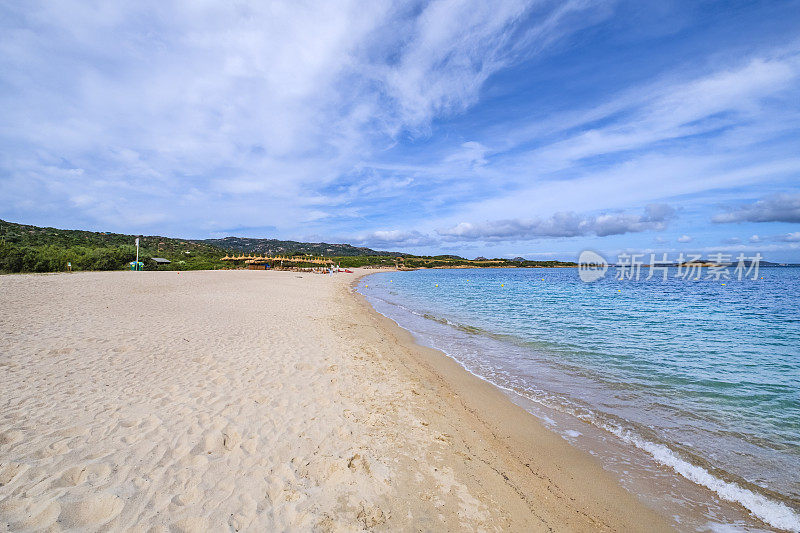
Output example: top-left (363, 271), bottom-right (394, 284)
top-left (358, 267), bottom-right (800, 531)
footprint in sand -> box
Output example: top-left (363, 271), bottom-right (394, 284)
top-left (85, 462), bottom-right (112, 481)
top-left (0, 429), bottom-right (24, 446)
top-left (357, 503), bottom-right (387, 528)
top-left (55, 425), bottom-right (89, 438)
top-left (252, 393), bottom-right (269, 404)
top-left (183, 454), bottom-right (208, 469)
top-left (171, 516), bottom-right (211, 532)
top-left (139, 414), bottom-right (163, 432)
top-left (347, 454), bottom-right (371, 474)
top-left (58, 463), bottom-right (113, 487)
top-left (0, 462), bottom-right (30, 486)
top-left (58, 493), bottom-right (123, 528)
top-left (0, 498), bottom-right (61, 530)
top-left (57, 466), bottom-right (88, 486)
top-left (172, 485), bottom-right (201, 506)
top-left (221, 428), bottom-right (242, 451)
top-left (241, 437), bottom-right (258, 455)
top-left (229, 512), bottom-right (253, 532)
top-left (35, 439), bottom-right (71, 458)
top-left (192, 427), bottom-right (242, 456)
top-left (170, 442), bottom-right (192, 460)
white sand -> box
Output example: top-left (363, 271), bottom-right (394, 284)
top-left (0, 270), bottom-right (669, 531)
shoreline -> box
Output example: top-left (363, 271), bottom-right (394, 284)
top-left (346, 270), bottom-right (673, 531)
top-left (354, 268), bottom-right (800, 532)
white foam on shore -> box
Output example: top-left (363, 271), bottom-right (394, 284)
top-left (514, 373), bottom-right (800, 532)
top-left (514, 381), bottom-right (800, 532)
top-left (607, 427), bottom-right (800, 532)
top-left (512, 374), bottom-right (800, 531)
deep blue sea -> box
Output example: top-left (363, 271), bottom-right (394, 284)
top-left (358, 267), bottom-right (800, 531)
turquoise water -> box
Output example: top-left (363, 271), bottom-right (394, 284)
top-left (358, 267), bottom-right (800, 531)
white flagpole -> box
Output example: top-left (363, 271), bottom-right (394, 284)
top-left (135, 237), bottom-right (139, 266)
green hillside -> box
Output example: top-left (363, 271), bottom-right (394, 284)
top-left (0, 220), bottom-right (402, 273)
top-left (196, 236), bottom-right (403, 257)
top-left (0, 220), bottom-right (227, 273)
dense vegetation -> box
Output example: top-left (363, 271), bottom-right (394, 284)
top-left (363, 256), bottom-right (576, 269)
top-left (198, 236), bottom-right (403, 257)
top-left (0, 220), bottom-right (228, 273)
top-left (0, 219), bottom-right (577, 273)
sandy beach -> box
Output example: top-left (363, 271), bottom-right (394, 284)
top-left (0, 269), bottom-right (670, 531)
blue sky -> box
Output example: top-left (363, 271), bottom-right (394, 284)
top-left (1, 0), bottom-right (799, 261)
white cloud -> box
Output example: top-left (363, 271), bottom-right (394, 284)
top-left (712, 193), bottom-right (800, 224)
top-left (443, 141), bottom-right (490, 168)
top-left (351, 229), bottom-right (437, 248)
top-left (437, 204), bottom-right (675, 241)
top-left (677, 235), bottom-right (693, 243)
top-left (0, 0), bottom-right (605, 235)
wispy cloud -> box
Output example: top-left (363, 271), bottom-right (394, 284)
top-left (0, 0), bottom-right (604, 235)
top-left (350, 229), bottom-right (438, 248)
top-left (402, 48), bottom-right (800, 228)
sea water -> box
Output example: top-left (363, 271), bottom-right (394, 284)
top-left (357, 267), bottom-right (800, 531)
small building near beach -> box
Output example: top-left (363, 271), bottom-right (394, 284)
top-left (150, 257), bottom-right (171, 268)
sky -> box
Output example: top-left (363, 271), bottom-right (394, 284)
top-left (1, 0), bottom-right (799, 262)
